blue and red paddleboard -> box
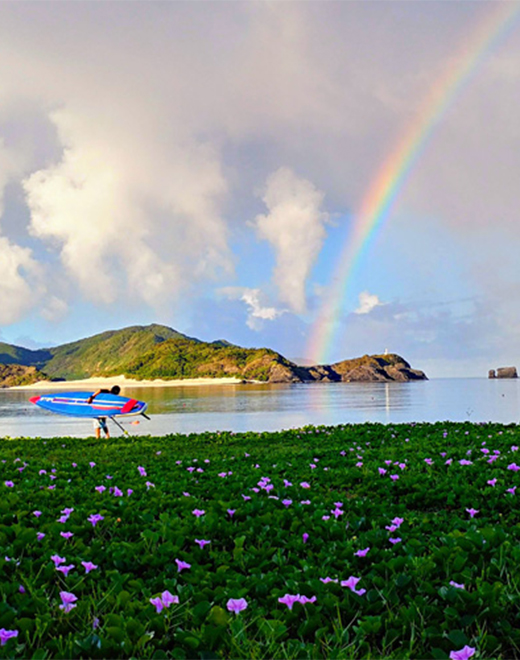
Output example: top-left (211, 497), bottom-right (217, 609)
top-left (30, 391), bottom-right (148, 418)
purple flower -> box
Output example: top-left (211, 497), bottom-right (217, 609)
top-left (87, 514), bottom-right (104, 527)
top-left (33, 510), bottom-right (42, 517)
top-left (466, 508), bottom-right (479, 518)
top-left (57, 564), bottom-right (75, 576)
top-left (175, 559), bottom-right (191, 573)
top-left (60, 531), bottom-right (74, 539)
top-left (282, 499), bottom-right (292, 507)
top-left (19, 585), bottom-right (25, 594)
top-left (355, 547), bottom-right (370, 558)
top-left (390, 474), bottom-right (399, 481)
top-left (341, 576), bottom-right (366, 596)
top-left (95, 485), bottom-right (106, 493)
top-left (241, 494), bottom-right (251, 501)
top-left (226, 597), bottom-right (248, 614)
top-left (138, 466), bottom-right (147, 476)
top-left (507, 486), bottom-right (517, 495)
top-left (391, 517), bottom-right (404, 527)
top-left (81, 561), bottom-right (98, 573)
top-left (449, 646), bottom-right (476, 660)
top-left (89, 462), bottom-right (96, 468)
top-left (378, 468), bottom-right (387, 476)
top-left (4, 481), bottom-right (14, 488)
top-left (51, 555), bottom-right (66, 566)
top-left (320, 577), bottom-right (338, 584)
top-left (487, 479), bottom-right (497, 487)
top-left (114, 487), bottom-right (124, 496)
top-left (298, 595), bottom-right (317, 604)
top-left (284, 480), bottom-right (292, 487)
top-left (389, 537), bottom-right (402, 545)
top-left (227, 509), bottom-right (236, 517)
top-left (58, 515), bottom-right (69, 523)
top-left (278, 593), bottom-right (301, 610)
top-left (331, 508), bottom-right (344, 518)
top-left (300, 482), bottom-right (310, 489)
top-left (0, 629), bottom-right (18, 646)
top-left (192, 509), bottom-right (205, 517)
top-left (59, 591), bottom-right (78, 613)
top-left (150, 596), bottom-right (164, 613)
top-left (449, 581), bottom-right (465, 589)
top-left (508, 463), bottom-right (520, 472)
top-left (195, 539), bottom-right (211, 549)
top-left (37, 532), bottom-right (46, 541)
top-left (302, 533), bottom-right (309, 543)
top-left (161, 590), bottom-right (179, 607)
top-left (386, 524), bottom-right (398, 533)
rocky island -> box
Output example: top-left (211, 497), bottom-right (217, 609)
top-left (0, 324), bottom-right (427, 386)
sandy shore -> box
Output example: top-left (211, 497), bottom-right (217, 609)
top-left (10, 374), bottom-right (248, 390)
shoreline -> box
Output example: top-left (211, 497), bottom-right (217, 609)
top-left (10, 374), bottom-right (254, 390)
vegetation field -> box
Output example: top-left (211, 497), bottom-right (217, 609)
top-left (2, 422), bottom-right (520, 659)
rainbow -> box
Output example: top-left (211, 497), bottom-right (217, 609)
top-left (307, 2), bottom-right (520, 365)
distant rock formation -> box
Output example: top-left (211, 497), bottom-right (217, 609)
top-left (489, 366), bottom-right (518, 379)
top-left (268, 353), bottom-right (428, 383)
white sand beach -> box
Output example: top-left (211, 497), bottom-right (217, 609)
top-left (10, 374), bottom-right (247, 390)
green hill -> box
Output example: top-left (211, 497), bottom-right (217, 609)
top-left (0, 324), bottom-right (427, 384)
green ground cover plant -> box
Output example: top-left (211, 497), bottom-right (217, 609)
top-left (1, 422), bottom-right (520, 658)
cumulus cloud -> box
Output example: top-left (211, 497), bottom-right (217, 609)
top-left (355, 291), bottom-right (385, 315)
top-left (254, 167), bottom-right (328, 314)
top-left (220, 287), bottom-right (284, 330)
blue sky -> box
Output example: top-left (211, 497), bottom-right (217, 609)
top-left (0, 2), bottom-right (519, 378)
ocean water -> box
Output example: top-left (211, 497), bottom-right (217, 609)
top-left (1, 378), bottom-right (520, 439)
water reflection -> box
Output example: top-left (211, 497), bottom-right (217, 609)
top-left (0, 378), bottom-right (519, 438)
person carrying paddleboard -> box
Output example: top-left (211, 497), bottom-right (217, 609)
top-left (87, 385), bottom-right (121, 439)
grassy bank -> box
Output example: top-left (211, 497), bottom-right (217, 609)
top-left (1, 422), bottom-right (520, 658)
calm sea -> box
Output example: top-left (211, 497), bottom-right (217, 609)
top-left (1, 378), bottom-right (520, 439)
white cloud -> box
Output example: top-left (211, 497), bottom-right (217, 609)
top-left (219, 286), bottom-right (284, 330)
top-left (0, 236), bottom-right (42, 324)
top-left (355, 291), bottom-right (385, 315)
top-left (254, 167), bottom-right (328, 314)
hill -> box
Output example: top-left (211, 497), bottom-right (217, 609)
top-left (0, 324), bottom-right (427, 384)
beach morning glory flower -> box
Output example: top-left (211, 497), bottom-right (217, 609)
top-left (341, 576), bottom-right (366, 596)
top-left (150, 597), bottom-right (164, 613)
top-left (386, 524), bottom-right (398, 533)
top-left (37, 532), bottom-right (46, 541)
top-left (449, 646), bottom-right (476, 660)
top-left (392, 517), bottom-right (404, 527)
top-left (57, 564), bottom-right (75, 576)
top-left (298, 595), bottom-right (317, 604)
top-left (507, 486), bottom-right (517, 495)
top-left (81, 561), bottom-right (98, 573)
top-left (175, 559), bottom-right (191, 572)
top-left (59, 591), bottom-right (78, 613)
top-left (51, 555), bottom-right (66, 567)
top-left (282, 499), bottom-right (292, 507)
top-left (378, 468), bottom-right (387, 476)
top-left (449, 581), bottom-right (465, 589)
top-left (60, 531), bottom-right (74, 539)
top-left (389, 537), bottom-right (402, 545)
top-left (355, 547), bottom-right (370, 557)
top-left (4, 481), bottom-right (14, 488)
top-left (161, 590), bottom-right (179, 607)
top-left (466, 508), bottom-right (479, 518)
top-left (278, 594), bottom-right (301, 610)
top-left (320, 577), bottom-right (338, 584)
top-left (192, 509), bottom-right (205, 517)
top-left (508, 463), bottom-right (520, 471)
top-left (138, 466), bottom-right (147, 476)
top-left (33, 510), bottom-right (42, 517)
top-left (95, 485), bottom-right (106, 493)
top-left (300, 482), bottom-right (310, 489)
top-left (0, 629), bottom-right (18, 646)
top-left (87, 514), bottom-right (104, 527)
top-left (487, 479), bottom-right (497, 487)
top-left (226, 598), bottom-right (248, 614)
top-left (227, 509), bottom-right (236, 517)
top-left (302, 533), bottom-right (309, 543)
top-left (390, 474), bottom-right (399, 481)
top-left (195, 539), bottom-right (211, 549)
top-left (114, 487), bottom-right (124, 496)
